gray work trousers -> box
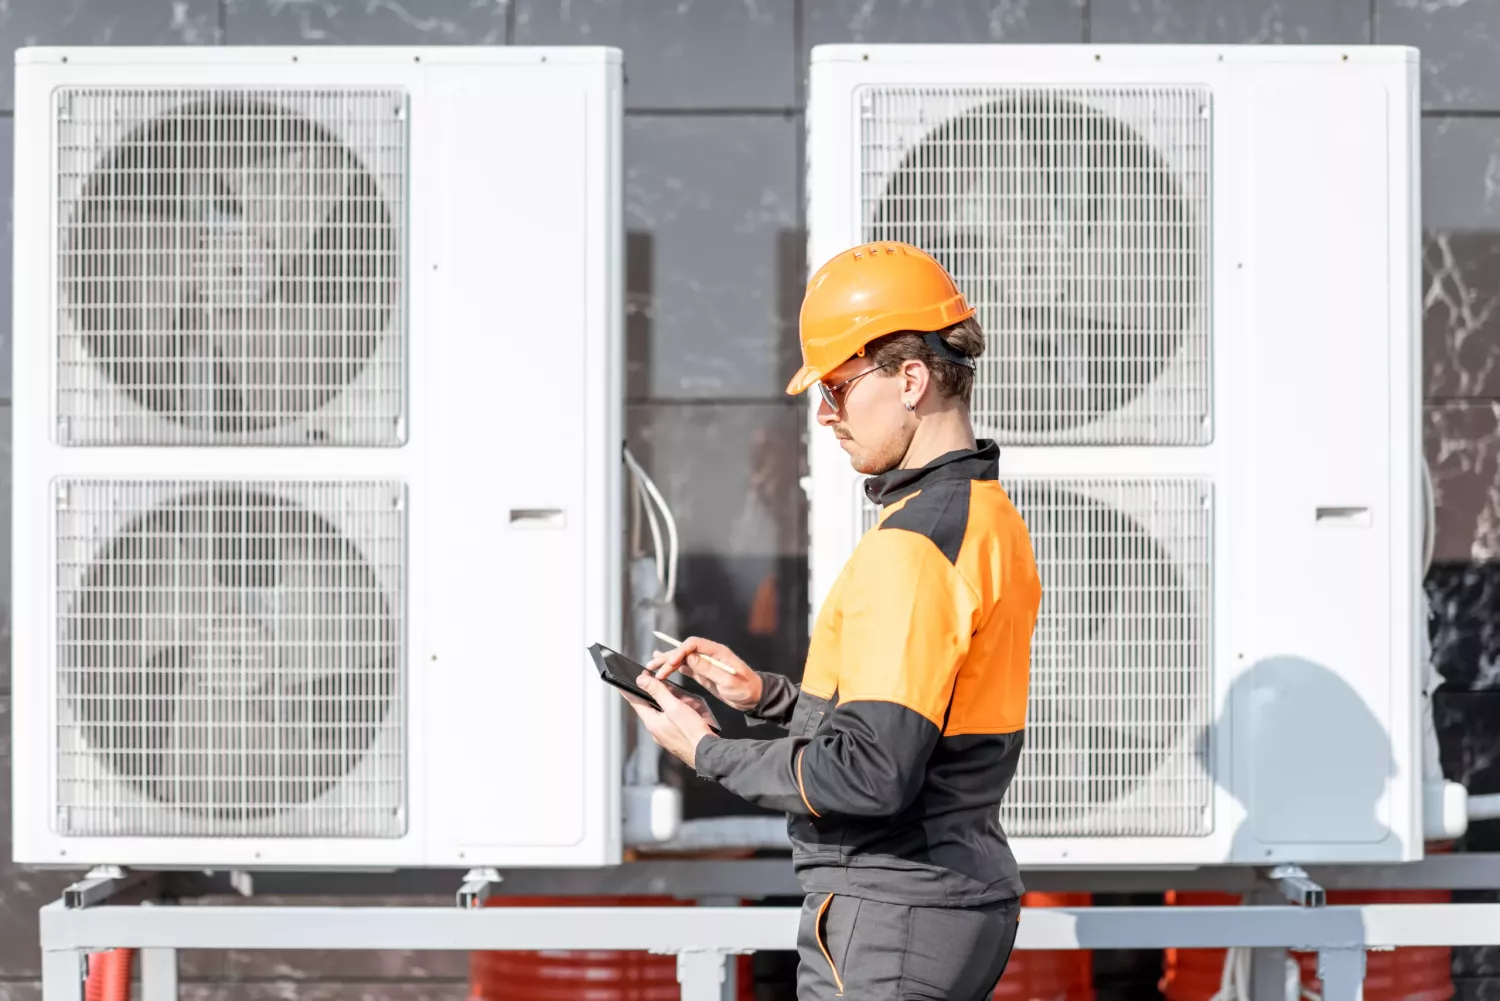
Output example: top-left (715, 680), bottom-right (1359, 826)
top-left (795, 891), bottom-right (1022, 1000)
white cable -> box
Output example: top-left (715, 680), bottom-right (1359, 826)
top-left (622, 446), bottom-right (680, 604)
top-left (638, 473), bottom-right (666, 594)
top-left (623, 449), bottom-right (665, 595)
top-left (1208, 945), bottom-right (1252, 1001)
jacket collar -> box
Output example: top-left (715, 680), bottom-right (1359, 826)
top-left (863, 438), bottom-right (1001, 508)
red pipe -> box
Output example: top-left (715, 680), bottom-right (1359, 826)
top-left (84, 949), bottom-right (134, 1001)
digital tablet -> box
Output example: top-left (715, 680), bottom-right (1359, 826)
top-left (588, 642), bottom-right (724, 734)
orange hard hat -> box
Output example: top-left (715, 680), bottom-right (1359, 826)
top-left (785, 241), bottom-right (975, 396)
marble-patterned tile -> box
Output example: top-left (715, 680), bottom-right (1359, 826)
top-left (1423, 118), bottom-right (1500, 235)
top-left (1426, 562), bottom-right (1500, 691)
top-left (1090, 0), bottom-right (1370, 43)
top-left (1425, 403), bottom-right (1500, 567)
top-left (1376, 0), bottom-right (1500, 112)
top-left (1426, 228), bottom-right (1500, 400)
top-left (513, 0), bottom-right (796, 110)
top-left (0, 0), bottom-right (218, 111)
top-left (1423, 118), bottom-right (1500, 401)
top-left (1435, 688), bottom-right (1500, 858)
top-left (0, 702), bottom-right (89, 978)
top-left (223, 0), bottom-right (507, 45)
top-left (1433, 689), bottom-right (1500, 791)
top-left (1453, 975), bottom-right (1500, 1001)
top-left (624, 116), bottom-right (802, 400)
top-left (1452, 887), bottom-right (1500, 980)
top-left (804, 0), bottom-right (1084, 47)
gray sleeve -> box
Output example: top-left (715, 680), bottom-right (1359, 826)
top-left (694, 734), bottom-right (811, 814)
top-left (744, 672), bottom-right (799, 728)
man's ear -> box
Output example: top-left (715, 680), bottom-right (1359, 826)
top-left (900, 358), bottom-right (930, 402)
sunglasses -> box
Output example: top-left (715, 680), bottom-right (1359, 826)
top-left (816, 362), bottom-right (894, 412)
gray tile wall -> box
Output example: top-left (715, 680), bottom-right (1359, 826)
top-left (1, 1), bottom-right (1497, 998)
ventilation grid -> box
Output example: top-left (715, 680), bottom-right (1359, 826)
top-left (861, 476), bottom-right (1213, 837)
top-left (54, 479), bottom-right (407, 838)
top-left (859, 85), bottom-right (1212, 446)
top-left (54, 87), bottom-right (409, 446)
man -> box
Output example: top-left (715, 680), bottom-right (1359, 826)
top-left (623, 241), bottom-right (1043, 1000)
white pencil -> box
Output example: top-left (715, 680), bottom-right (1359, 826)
top-left (651, 630), bottom-right (740, 676)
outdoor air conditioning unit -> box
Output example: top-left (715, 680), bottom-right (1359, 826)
top-left (804, 44), bottom-right (1423, 867)
top-left (10, 46), bottom-right (625, 869)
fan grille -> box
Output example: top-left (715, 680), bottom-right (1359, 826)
top-left (859, 85), bottom-right (1212, 445)
top-left (55, 479), bottom-right (406, 838)
top-left (55, 87), bottom-right (408, 446)
top-left (861, 476), bottom-right (1212, 836)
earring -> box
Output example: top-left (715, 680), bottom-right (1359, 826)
top-left (905, 402), bottom-right (915, 412)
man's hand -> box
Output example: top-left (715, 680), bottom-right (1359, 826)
top-left (644, 636), bottom-right (763, 712)
top-left (620, 671), bottom-right (717, 769)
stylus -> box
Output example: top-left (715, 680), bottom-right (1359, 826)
top-left (651, 630), bottom-right (740, 676)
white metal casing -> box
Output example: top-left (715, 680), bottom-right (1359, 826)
top-left (11, 45), bottom-right (625, 868)
top-left (805, 44), bottom-right (1422, 866)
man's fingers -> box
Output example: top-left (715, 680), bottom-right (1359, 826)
top-left (663, 659), bottom-right (703, 683)
top-left (637, 672), bottom-right (673, 700)
top-left (638, 673), bottom-right (700, 725)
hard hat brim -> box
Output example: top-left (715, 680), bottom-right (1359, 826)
top-left (785, 364), bottom-right (822, 397)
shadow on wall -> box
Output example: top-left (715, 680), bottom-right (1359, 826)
top-left (1220, 654), bottom-right (1395, 863)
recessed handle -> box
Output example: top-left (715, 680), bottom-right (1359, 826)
top-left (1315, 506), bottom-right (1371, 527)
top-left (509, 508), bottom-right (566, 529)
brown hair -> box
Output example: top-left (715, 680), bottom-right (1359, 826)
top-left (866, 315), bottom-right (986, 406)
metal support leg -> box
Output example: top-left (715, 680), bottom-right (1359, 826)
top-left (457, 868), bottom-right (502, 909)
top-left (1317, 948), bottom-right (1366, 1001)
top-left (1250, 947), bottom-right (1292, 1001)
top-left (695, 898), bottom-right (742, 1001)
top-left (42, 951), bottom-right (84, 1001)
top-left (140, 949), bottom-right (178, 1001)
top-left (1267, 865), bottom-right (1326, 908)
top-left (676, 950), bottom-right (730, 1001)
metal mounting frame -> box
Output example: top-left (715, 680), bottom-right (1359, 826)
top-left (61, 850), bottom-right (1500, 902)
top-left (39, 895), bottom-right (1500, 1001)
top-left (36, 854), bottom-right (1500, 1001)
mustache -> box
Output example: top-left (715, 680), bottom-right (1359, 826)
top-left (833, 426), bottom-right (852, 440)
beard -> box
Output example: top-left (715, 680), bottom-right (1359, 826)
top-left (835, 423), bottom-right (912, 476)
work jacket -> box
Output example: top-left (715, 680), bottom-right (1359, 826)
top-left (694, 439), bottom-right (1042, 907)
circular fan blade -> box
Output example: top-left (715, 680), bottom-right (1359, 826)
top-left (60, 93), bottom-right (399, 434)
top-left (1002, 483), bottom-right (1207, 827)
top-left (868, 91), bottom-right (1202, 434)
top-left (64, 485), bottom-right (399, 820)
